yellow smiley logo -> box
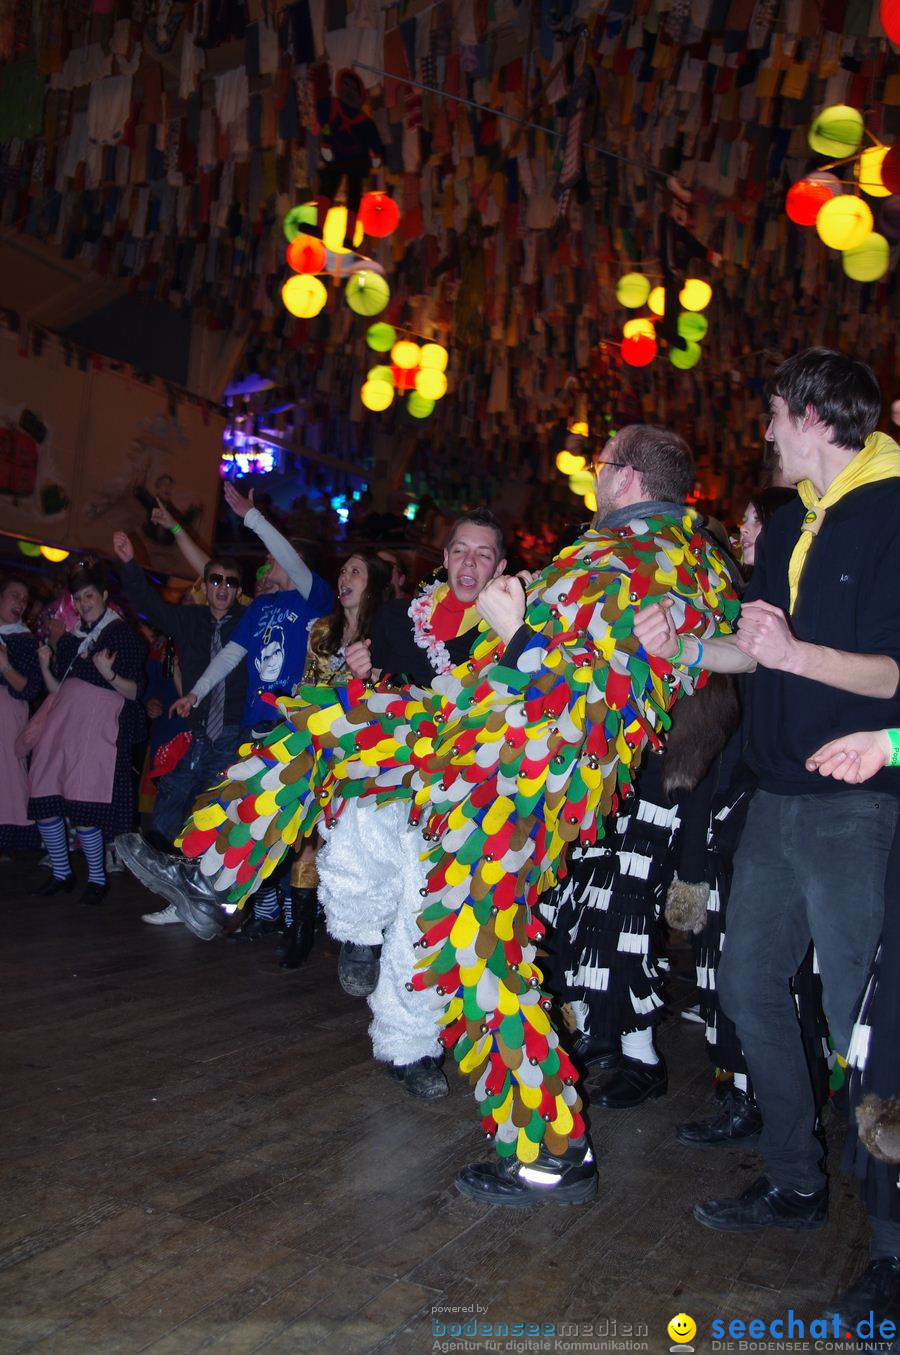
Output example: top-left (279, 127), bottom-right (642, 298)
top-left (667, 1313), bottom-right (697, 1345)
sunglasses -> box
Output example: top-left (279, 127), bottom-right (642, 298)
top-left (207, 573), bottom-right (241, 588)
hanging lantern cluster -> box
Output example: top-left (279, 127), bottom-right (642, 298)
top-left (280, 192), bottom-right (400, 319)
top-left (614, 273), bottom-right (712, 370)
top-left (360, 325), bottom-right (449, 417)
top-left (784, 105), bottom-right (898, 282)
top-left (17, 538), bottom-right (69, 562)
top-left (555, 422), bottom-right (600, 513)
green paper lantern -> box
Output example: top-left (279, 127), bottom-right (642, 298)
top-left (669, 340), bottom-right (702, 370)
top-left (367, 365), bottom-right (395, 385)
top-left (808, 105), bottom-right (865, 158)
top-left (676, 312), bottom-right (708, 341)
top-left (407, 392), bottom-right (435, 419)
top-left (345, 271), bottom-right (390, 317)
top-left (615, 272), bottom-right (651, 309)
top-left (282, 202), bottom-right (318, 242)
top-left (17, 539), bottom-right (42, 557)
top-left (568, 470), bottom-right (595, 496)
top-left (841, 231), bottom-right (890, 281)
top-left (367, 322), bottom-right (396, 352)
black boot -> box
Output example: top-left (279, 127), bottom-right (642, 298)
top-left (280, 888), bottom-right (318, 968)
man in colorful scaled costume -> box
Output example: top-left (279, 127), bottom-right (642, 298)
top-left (128, 425), bottom-right (739, 1205)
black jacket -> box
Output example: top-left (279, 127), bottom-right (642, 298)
top-left (121, 560), bottom-right (247, 729)
top-left (370, 597), bottom-right (477, 685)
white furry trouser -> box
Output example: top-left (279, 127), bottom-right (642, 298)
top-left (317, 800), bottom-right (444, 1067)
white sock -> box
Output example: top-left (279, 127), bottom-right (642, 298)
top-left (733, 1072), bottom-right (749, 1093)
top-left (621, 1028), bottom-right (659, 1065)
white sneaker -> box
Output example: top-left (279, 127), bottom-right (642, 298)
top-left (142, 902), bottom-right (181, 925)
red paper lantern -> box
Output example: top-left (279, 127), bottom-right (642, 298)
top-left (882, 0), bottom-right (900, 43)
top-left (358, 192), bottom-right (400, 238)
top-left (621, 335), bottom-right (657, 367)
top-left (882, 144), bottom-right (900, 197)
top-left (785, 173), bottom-right (841, 226)
top-left (391, 364), bottom-right (417, 392)
top-left (286, 235), bottom-right (326, 274)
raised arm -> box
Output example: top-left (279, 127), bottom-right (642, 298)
top-left (151, 499), bottom-right (210, 577)
top-left (223, 481), bottom-right (314, 598)
top-left (113, 531), bottom-right (193, 645)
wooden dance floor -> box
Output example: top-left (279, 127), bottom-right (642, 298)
top-left (2, 852), bottom-right (868, 1354)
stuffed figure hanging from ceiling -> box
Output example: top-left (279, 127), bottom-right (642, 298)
top-left (657, 175), bottom-right (722, 352)
top-left (313, 68), bottom-right (385, 248)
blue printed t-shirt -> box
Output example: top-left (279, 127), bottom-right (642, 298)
top-left (232, 576), bottom-right (332, 727)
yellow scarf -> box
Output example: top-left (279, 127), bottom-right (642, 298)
top-left (787, 430), bottom-right (900, 612)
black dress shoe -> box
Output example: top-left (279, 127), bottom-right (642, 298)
top-left (591, 1056), bottom-right (667, 1109)
top-left (570, 1031), bottom-right (621, 1072)
top-left (388, 1056), bottom-right (449, 1100)
top-left (456, 1135), bottom-right (598, 1207)
top-left (822, 1257), bottom-right (900, 1327)
top-left (80, 881), bottom-right (110, 906)
top-left (31, 873), bottom-right (76, 897)
top-left (676, 1084), bottom-right (763, 1147)
top-left (338, 940), bottom-right (382, 996)
top-left (693, 1173), bottom-right (827, 1232)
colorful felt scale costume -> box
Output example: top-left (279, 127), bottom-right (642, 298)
top-left (179, 513), bottom-right (739, 1162)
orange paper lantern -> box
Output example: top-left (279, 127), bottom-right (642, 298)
top-left (286, 235), bottom-right (326, 274)
top-left (621, 335), bottom-right (657, 367)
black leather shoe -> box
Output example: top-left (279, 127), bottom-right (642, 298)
top-left (456, 1135), bottom-right (598, 1207)
top-left (115, 833), bottom-right (224, 940)
top-left (571, 1031), bottom-right (621, 1072)
top-left (676, 1084), bottom-right (763, 1147)
top-left (388, 1056), bottom-right (449, 1100)
top-left (822, 1257), bottom-right (900, 1327)
top-left (31, 873), bottom-right (76, 897)
top-left (79, 881), bottom-right (110, 906)
top-left (279, 888), bottom-right (317, 968)
top-left (693, 1174), bottom-right (827, 1232)
top-left (338, 940), bottom-right (382, 996)
top-left (591, 1056), bottom-right (667, 1109)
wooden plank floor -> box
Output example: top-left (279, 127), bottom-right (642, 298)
top-left (1, 851), bottom-right (868, 1355)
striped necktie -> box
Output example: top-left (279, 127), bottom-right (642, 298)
top-left (206, 617), bottom-right (226, 741)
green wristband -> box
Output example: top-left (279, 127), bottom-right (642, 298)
top-left (888, 728), bottom-right (900, 768)
top-left (170, 523), bottom-right (183, 536)
top-left (671, 634), bottom-right (684, 665)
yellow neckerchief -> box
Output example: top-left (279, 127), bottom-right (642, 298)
top-left (428, 581), bottom-right (482, 640)
top-left (788, 430), bottom-right (900, 613)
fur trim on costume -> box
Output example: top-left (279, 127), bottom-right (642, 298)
top-left (661, 673), bottom-right (740, 802)
top-left (665, 878), bottom-right (710, 933)
top-left (856, 1093), bottom-right (900, 1164)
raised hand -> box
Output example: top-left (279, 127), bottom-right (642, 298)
top-left (93, 648), bottom-right (117, 681)
top-left (112, 531), bottom-right (134, 563)
top-left (151, 497), bottom-right (177, 531)
top-left (345, 638), bottom-right (373, 679)
top-left (476, 575), bottom-right (526, 643)
top-left (223, 480), bottom-right (255, 520)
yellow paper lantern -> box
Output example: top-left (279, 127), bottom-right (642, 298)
top-left (623, 318), bottom-right (656, 340)
top-left (616, 273), bottom-right (651, 308)
top-left (40, 545), bottom-right (70, 562)
top-left (322, 206), bottom-right (364, 254)
top-left (415, 368), bottom-right (448, 400)
top-left (361, 380), bottom-right (394, 412)
top-left (816, 195), bottom-right (873, 250)
top-left (856, 146), bottom-right (891, 198)
top-left (391, 340), bottom-right (420, 369)
top-left (841, 232), bottom-right (890, 281)
top-left (583, 491), bottom-right (597, 512)
top-left (808, 104), bottom-right (865, 158)
top-left (679, 278), bottom-right (712, 311)
top-left (407, 392), bottom-right (435, 419)
top-left (419, 343), bottom-right (448, 372)
top-left (669, 340), bottom-right (702, 370)
top-left (556, 450), bottom-right (587, 475)
top-left (647, 286), bottom-right (666, 316)
top-left (567, 420), bottom-right (589, 437)
top-left (282, 274), bottom-right (328, 318)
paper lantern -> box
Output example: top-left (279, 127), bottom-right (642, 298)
top-left (391, 340), bottom-right (420, 369)
top-left (583, 491), bottom-right (597, 512)
top-left (882, 145), bottom-right (900, 196)
top-left (18, 539), bottom-right (42, 557)
top-left (358, 192), bottom-right (400, 238)
top-left (415, 368), bottom-right (448, 400)
top-left (556, 451), bottom-right (587, 474)
top-left (286, 235), bottom-right (326, 274)
top-left (568, 470), bottom-right (595, 496)
top-left (808, 105), bottom-right (865, 158)
top-left (283, 202), bottom-right (318, 241)
top-left (407, 393), bottom-right (435, 419)
top-left (323, 207), bottom-right (364, 254)
top-left (679, 278), bottom-right (712, 311)
top-left (361, 380), bottom-right (394, 412)
top-left (621, 334), bottom-right (657, 367)
top-left (881, 0), bottom-right (900, 43)
top-left (367, 322), bottom-right (396, 352)
top-left (842, 232), bottom-right (890, 281)
top-left (282, 274), bottom-right (328, 318)
top-left (623, 318), bottom-right (656, 340)
top-left (785, 173), bottom-right (841, 225)
top-left (567, 421), bottom-right (590, 437)
top-left (391, 365), bottom-right (417, 392)
top-left (879, 196), bottom-right (900, 240)
top-left (857, 146), bottom-right (891, 198)
top-left (367, 365), bottom-right (395, 385)
top-left (677, 312), bottom-right (708, 341)
top-left (647, 286), bottom-right (666, 316)
top-left (419, 343), bottom-right (448, 372)
top-left (816, 195), bottom-right (873, 250)
top-left (669, 340), bottom-right (702, 370)
top-left (616, 273), bottom-right (651, 308)
top-left (345, 271), bottom-right (390, 316)
top-left (40, 545), bottom-right (70, 562)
